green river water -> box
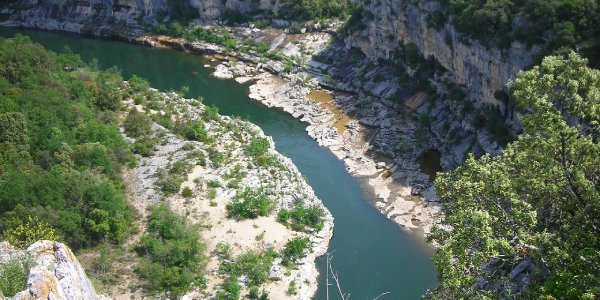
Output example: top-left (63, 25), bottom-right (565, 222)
top-left (1, 28), bottom-right (437, 300)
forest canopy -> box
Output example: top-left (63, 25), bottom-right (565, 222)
top-left (0, 35), bottom-right (133, 250)
top-left (427, 52), bottom-right (600, 299)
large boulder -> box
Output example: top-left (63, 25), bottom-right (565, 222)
top-left (0, 241), bottom-right (110, 300)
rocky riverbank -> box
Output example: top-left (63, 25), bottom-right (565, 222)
top-left (182, 26), bottom-right (446, 235)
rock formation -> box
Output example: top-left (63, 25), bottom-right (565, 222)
top-left (0, 241), bottom-right (109, 300)
top-left (345, 0), bottom-right (540, 112)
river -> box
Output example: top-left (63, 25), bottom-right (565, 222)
top-left (1, 28), bottom-right (437, 300)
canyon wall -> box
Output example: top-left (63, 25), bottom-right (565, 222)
top-left (7, 0), bottom-right (281, 22)
top-left (346, 0), bottom-right (540, 111)
top-left (11, 0), bottom-right (165, 22)
top-left (190, 0), bottom-right (281, 20)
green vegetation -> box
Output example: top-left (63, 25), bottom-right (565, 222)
top-left (181, 186), bottom-right (194, 198)
top-left (287, 281), bottom-right (298, 295)
top-left (0, 255), bottom-right (32, 297)
top-left (427, 52), bottom-right (600, 299)
top-left (4, 216), bottom-right (59, 249)
top-left (279, 0), bottom-right (354, 21)
top-left (424, 0), bottom-right (600, 67)
top-left (156, 159), bottom-right (192, 196)
top-left (277, 203), bottom-right (325, 231)
top-left (244, 138), bottom-right (270, 158)
top-left (186, 27), bottom-right (237, 50)
top-left (124, 109), bottom-right (152, 138)
top-left (226, 188), bottom-right (274, 220)
top-left (0, 35), bottom-right (132, 250)
top-left (184, 26), bottom-right (298, 70)
top-left (215, 243), bottom-right (273, 300)
top-left (182, 120), bottom-right (209, 142)
top-left (281, 237), bottom-right (310, 268)
top-left (221, 249), bottom-right (277, 286)
top-left (135, 203), bottom-right (207, 297)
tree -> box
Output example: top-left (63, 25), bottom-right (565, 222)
top-left (427, 52), bottom-right (600, 299)
top-left (0, 112), bottom-right (29, 150)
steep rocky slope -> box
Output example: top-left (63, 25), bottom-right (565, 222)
top-left (0, 241), bottom-right (109, 300)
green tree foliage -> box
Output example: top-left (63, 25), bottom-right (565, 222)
top-left (124, 109), bottom-right (152, 138)
top-left (3, 216), bottom-right (58, 249)
top-left (135, 203), bottom-right (207, 298)
top-left (221, 249), bottom-right (277, 286)
top-left (281, 237), bottom-right (310, 268)
top-left (279, 0), bottom-right (353, 21)
top-left (0, 112), bottom-right (28, 150)
top-left (226, 188), bottom-right (274, 220)
top-left (244, 138), bottom-right (270, 158)
top-left (0, 35), bottom-right (132, 250)
top-left (427, 52), bottom-right (600, 299)
top-left (278, 203), bottom-right (325, 231)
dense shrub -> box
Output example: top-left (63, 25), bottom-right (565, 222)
top-left (3, 216), bottom-right (58, 249)
top-left (132, 136), bottom-right (157, 157)
top-left (127, 75), bottom-right (149, 94)
top-left (124, 109), bottom-right (153, 138)
top-left (244, 138), bottom-right (270, 158)
top-left (0, 256), bottom-right (32, 297)
top-left (226, 189), bottom-right (274, 219)
top-left (186, 28), bottom-right (237, 50)
top-left (279, 0), bottom-right (353, 21)
top-left (278, 203), bottom-right (325, 231)
top-left (135, 204), bottom-right (207, 297)
top-left (181, 120), bottom-right (209, 142)
top-left (281, 237), bottom-right (310, 268)
top-left (221, 249), bottom-right (277, 286)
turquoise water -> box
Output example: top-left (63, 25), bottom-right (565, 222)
top-left (1, 28), bottom-right (437, 299)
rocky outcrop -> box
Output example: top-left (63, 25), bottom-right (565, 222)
top-left (189, 0), bottom-right (281, 20)
top-left (0, 241), bottom-right (109, 300)
top-left (3, 0), bottom-right (282, 25)
top-left (345, 0), bottom-right (541, 111)
top-left (9, 0), bottom-right (165, 23)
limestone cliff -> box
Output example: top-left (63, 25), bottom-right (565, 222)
top-left (189, 0), bottom-right (281, 20)
top-left (345, 0), bottom-right (541, 111)
top-left (9, 0), bottom-right (165, 23)
top-left (3, 0), bottom-right (281, 24)
top-left (0, 241), bottom-right (109, 300)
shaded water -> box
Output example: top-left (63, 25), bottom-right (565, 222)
top-left (1, 28), bottom-right (437, 299)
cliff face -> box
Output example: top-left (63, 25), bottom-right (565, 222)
top-left (7, 0), bottom-right (281, 23)
top-left (0, 240), bottom-right (109, 300)
top-left (189, 0), bottom-right (281, 20)
top-left (345, 0), bottom-right (540, 110)
top-left (12, 0), bottom-right (165, 22)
